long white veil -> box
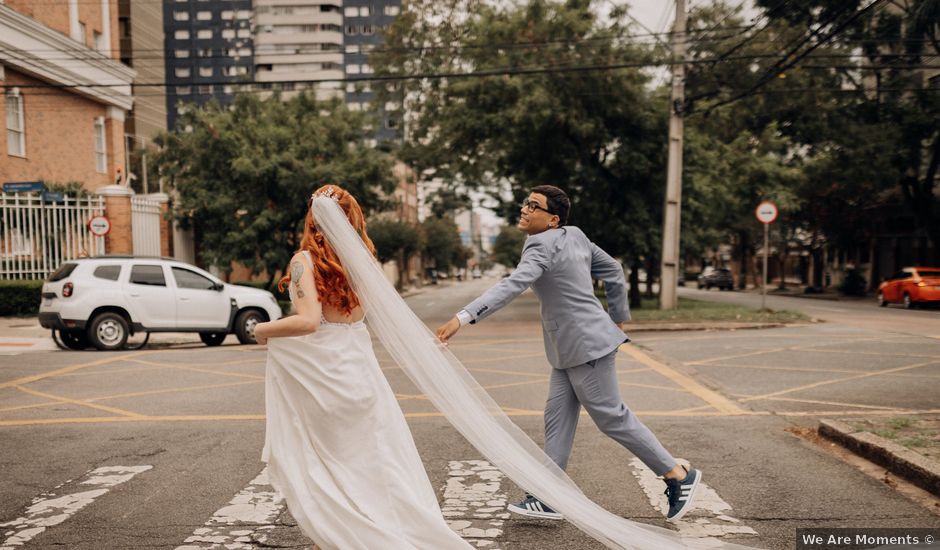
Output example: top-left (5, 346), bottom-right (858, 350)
top-left (312, 197), bottom-right (757, 550)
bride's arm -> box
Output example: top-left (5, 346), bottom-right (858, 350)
top-left (254, 252), bottom-right (321, 343)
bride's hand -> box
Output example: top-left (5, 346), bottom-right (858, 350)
top-left (254, 323), bottom-right (269, 345)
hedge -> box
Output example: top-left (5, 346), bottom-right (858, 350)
top-left (0, 280), bottom-right (44, 316)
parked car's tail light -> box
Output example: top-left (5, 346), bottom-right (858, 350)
top-left (62, 282), bottom-right (74, 297)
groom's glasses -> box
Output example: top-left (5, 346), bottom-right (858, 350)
top-left (521, 199), bottom-right (552, 214)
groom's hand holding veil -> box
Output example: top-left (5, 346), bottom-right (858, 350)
top-left (435, 316), bottom-right (461, 344)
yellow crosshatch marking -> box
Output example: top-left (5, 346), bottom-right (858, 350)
top-left (1, 328), bottom-right (938, 428)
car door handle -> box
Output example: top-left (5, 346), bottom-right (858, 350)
top-left (130, 293), bottom-right (140, 297)
top-left (180, 297), bottom-right (190, 301)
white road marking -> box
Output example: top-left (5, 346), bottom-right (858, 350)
top-left (0, 465), bottom-right (152, 549)
top-left (630, 458), bottom-right (757, 544)
top-left (176, 467), bottom-right (286, 550)
top-left (443, 460), bottom-right (508, 549)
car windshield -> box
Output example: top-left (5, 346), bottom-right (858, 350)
top-left (917, 269), bottom-right (940, 278)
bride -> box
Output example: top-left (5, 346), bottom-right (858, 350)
top-left (254, 184), bottom-right (754, 550)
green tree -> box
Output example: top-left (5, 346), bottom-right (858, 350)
top-left (152, 93), bottom-right (396, 284)
top-left (491, 225), bottom-right (526, 268)
top-left (421, 216), bottom-right (463, 273)
top-left (368, 217), bottom-right (423, 289)
top-left (373, 0), bottom-right (667, 267)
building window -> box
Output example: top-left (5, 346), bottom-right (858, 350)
top-left (197, 29), bottom-right (212, 39)
top-left (197, 48), bottom-right (212, 57)
top-left (221, 28), bottom-right (235, 39)
top-left (173, 11), bottom-right (189, 21)
top-left (94, 117), bottom-right (107, 173)
top-left (223, 85), bottom-right (234, 94)
top-left (196, 10), bottom-right (211, 20)
top-left (199, 84), bottom-right (212, 95)
top-left (361, 63), bottom-right (373, 74)
top-left (237, 10), bottom-right (251, 19)
top-left (174, 29), bottom-right (190, 39)
top-left (176, 85), bottom-right (191, 95)
top-left (361, 25), bottom-right (374, 35)
top-left (237, 28), bottom-right (250, 38)
top-left (5, 89), bottom-right (25, 157)
top-left (175, 67), bottom-right (191, 77)
top-left (199, 66), bottom-right (213, 77)
top-left (175, 49), bottom-right (190, 58)
top-left (384, 6), bottom-right (401, 16)
top-left (221, 10), bottom-right (233, 20)
top-left (346, 64), bottom-right (361, 75)
top-left (344, 7), bottom-right (358, 17)
top-left (93, 31), bottom-right (105, 52)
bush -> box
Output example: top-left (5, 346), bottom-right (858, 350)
top-left (0, 280), bottom-right (44, 316)
top-left (838, 268), bottom-right (867, 296)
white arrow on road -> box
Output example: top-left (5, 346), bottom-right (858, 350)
top-left (0, 465), bottom-right (152, 549)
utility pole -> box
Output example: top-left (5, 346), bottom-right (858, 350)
top-left (659, 0), bottom-right (687, 310)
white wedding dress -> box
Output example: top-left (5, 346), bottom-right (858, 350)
top-left (261, 280), bottom-right (473, 549)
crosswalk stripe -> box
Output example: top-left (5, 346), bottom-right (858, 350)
top-left (442, 460), bottom-right (508, 549)
top-left (175, 467), bottom-right (285, 549)
top-left (629, 458), bottom-right (758, 540)
top-left (0, 465), bottom-right (152, 550)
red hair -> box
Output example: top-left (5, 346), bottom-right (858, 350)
top-left (278, 184), bottom-right (377, 315)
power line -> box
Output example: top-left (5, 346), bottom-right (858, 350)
top-left (693, 0), bottom-right (892, 116)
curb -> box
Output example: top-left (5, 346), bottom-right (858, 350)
top-left (818, 419), bottom-right (940, 497)
top-left (624, 321), bottom-right (788, 332)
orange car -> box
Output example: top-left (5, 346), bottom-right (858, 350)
top-left (878, 267), bottom-right (940, 308)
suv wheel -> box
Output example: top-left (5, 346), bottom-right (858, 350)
top-left (235, 309), bottom-right (265, 345)
top-left (88, 312), bottom-right (129, 350)
top-left (903, 293), bottom-right (913, 309)
top-left (200, 332), bottom-right (227, 346)
top-left (59, 329), bottom-right (89, 351)
top-left (877, 291), bottom-right (887, 307)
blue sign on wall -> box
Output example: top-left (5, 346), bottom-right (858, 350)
top-left (41, 192), bottom-right (64, 204)
top-left (3, 181), bottom-right (46, 193)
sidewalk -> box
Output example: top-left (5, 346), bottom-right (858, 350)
top-left (820, 417), bottom-right (940, 497)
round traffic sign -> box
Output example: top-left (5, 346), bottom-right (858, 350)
top-left (755, 201), bottom-right (778, 224)
top-left (88, 215), bottom-right (111, 237)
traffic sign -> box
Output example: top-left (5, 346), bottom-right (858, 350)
top-left (3, 181), bottom-right (46, 193)
top-left (755, 201), bottom-right (778, 224)
top-left (88, 216), bottom-right (111, 237)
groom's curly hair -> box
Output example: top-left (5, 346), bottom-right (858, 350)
top-left (531, 185), bottom-right (570, 226)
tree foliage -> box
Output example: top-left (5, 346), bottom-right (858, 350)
top-left (152, 93), bottom-right (396, 282)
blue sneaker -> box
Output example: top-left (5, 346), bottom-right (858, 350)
top-left (507, 493), bottom-right (563, 520)
top-left (664, 467), bottom-right (702, 522)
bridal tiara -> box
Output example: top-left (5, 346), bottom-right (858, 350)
top-left (311, 187), bottom-right (340, 202)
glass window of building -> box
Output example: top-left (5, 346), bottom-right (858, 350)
top-left (174, 29), bottom-right (190, 39)
top-left (199, 66), bottom-right (213, 77)
top-left (221, 10), bottom-right (234, 20)
top-left (173, 11), bottom-right (189, 21)
top-left (5, 89), bottom-right (25, 157)
top-left (176, 86), bottom-right (191, 94)
top-left (93, 117), bottom-right (106, 173)
top-left (384, 6), bottom-right (400, 16)
top-left (197, 29), bottom-right (213, 39)
top-left (221, 28), bottom-right (235, 39)
top-left (175, 67), bottom-right (191, 77)
top-left (196, 11), bottom-right (211, 20)
top-left (175, 49), bottom-right (190, 58)
top-left (361, 25), bottom-right (374, 35)
top-left (346, 25), bottom-right (358, 35)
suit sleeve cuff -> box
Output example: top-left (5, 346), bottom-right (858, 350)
top-left (456, 310), bottom-right (473, 327)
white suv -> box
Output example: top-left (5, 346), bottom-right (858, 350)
top-left (39, 256), bottom-right (283, 351)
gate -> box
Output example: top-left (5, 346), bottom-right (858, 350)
top-left (0, 193), bottom-right (106, 280)
top-left (131, 195), bottom-right (162, 256)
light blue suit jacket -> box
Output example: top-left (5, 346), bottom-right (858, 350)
top-left (463, 226), bottom-right (630, 369)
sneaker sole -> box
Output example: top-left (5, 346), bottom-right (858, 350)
top-left (666, 470), bottom-right (702, 523)
top-left (507, 503), bottom-right (564, 521)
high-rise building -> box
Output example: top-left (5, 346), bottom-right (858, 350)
top-left (253, 0), bottom-right (344, 100)
top-left (342, 0), bottom-right (402, 142)
top-left (163, 0), bottom-right (254, 129)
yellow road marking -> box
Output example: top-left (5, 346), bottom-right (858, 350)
top-left (129, 359), bottom-right (264, 380)
top-left (86, 380), bottom-right (261, 402)
top-left (0, 351), bottom-right (155, 390)
top-left (15, 386), bottom-right (143, 417)
top-left (620, 345), bottom-right (747, 415)
top-left (740, 359), bottom-right (940, 402)
top-left (691, 361), bottom-right (940, 379)
top-left (683, 347), bottom-right (787, 366)
top-left (619, 382), bottom-right (691, 393)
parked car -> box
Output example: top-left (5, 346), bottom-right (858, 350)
top-left (471, 268), bottom-right (482, 279)
top-left (877, 266), bottom-right (940, 308)
top-left (697, 267), bottom-right (734, 290)
top-left (39, 256), bottom-right (283, 351)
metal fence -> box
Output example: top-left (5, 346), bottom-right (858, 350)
top-left (131, 195), bottom-right (162, 256)
top-left (0, 193), bottom-right (106, 280)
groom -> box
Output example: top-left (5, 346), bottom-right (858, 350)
top-left (436, 185), bottom-right (702, 523)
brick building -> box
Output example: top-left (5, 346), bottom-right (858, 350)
top-left (1, 0), bottom-right (134, 190)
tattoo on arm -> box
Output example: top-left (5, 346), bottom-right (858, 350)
top-left (290, 261), bottom-right (305, 298)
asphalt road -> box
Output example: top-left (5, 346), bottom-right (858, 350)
top-left (0, 279), bottom-right (937, 550)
